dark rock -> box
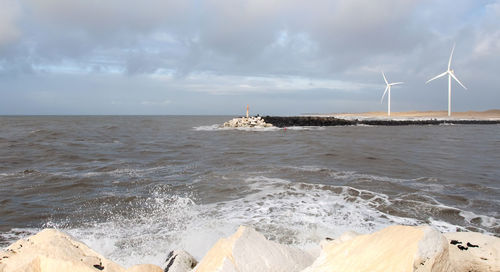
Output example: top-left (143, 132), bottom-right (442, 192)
top-left (164, 252), bottom-right (176, 272)
top-left (466, 242), bottom-right (479, 248)
top-left (261, 116), bottom-right (500, 128)
top-left (450, 240), bottom-right (462, 245)
top-left (457, 245), bottom-right (468, 251)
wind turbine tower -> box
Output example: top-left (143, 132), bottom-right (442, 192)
top-left (381, 72), bottom-right (403, 116)
top-left (426, 43), bottom-right (467, 117)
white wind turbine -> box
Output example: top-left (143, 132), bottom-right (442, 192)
top-left (426, 43), bottom-right (467, 117)
top-left (381, 72), bottom-right (403, 116)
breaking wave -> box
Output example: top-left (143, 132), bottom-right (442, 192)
top-left (3, 173), bottom-right (496, 268)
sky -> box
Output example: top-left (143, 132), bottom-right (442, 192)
top-left (0, 0), bottom-right (499, 115)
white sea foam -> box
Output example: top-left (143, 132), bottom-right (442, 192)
top-left (193, 124), bottom-right (328, 131)
top-left (428, 218), bottom-right (466, 233)
top-left (282, 165), bottom-right (324, 172)
top-left (282, 126), bottom-right (326, 131)
top-left (460, 210), bottom-right (499, 228)
top-left (1, 175), bottom-right (497, 268)
top-left (282, 165), bottom-right (405, 184)
top-left (193, 124), bottom-right (280, 132)
top-left (228, 126), bottom-right (280, 132)
top-left (192, 124), bottom-right (221, 131)
top-left (78, 176), bottom-right (420, 266)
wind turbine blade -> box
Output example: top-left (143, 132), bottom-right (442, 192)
top-left (382, 71), bottom-right (388, 84)
top-left (390, 82), bottom-right (404, 85)
top-left (448, 43), bottom-right (455, 70)
top-left (381, 86), bottom-right (389, 103)
top-left (450, 72), bottom-right (467, 90)
top-left (426, 71), bottom-right (448, 84)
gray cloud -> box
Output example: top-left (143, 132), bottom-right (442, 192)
top-left (0, 0), bottom-right (499, 114)
top-left (0, 0), bottom-right (21, 47)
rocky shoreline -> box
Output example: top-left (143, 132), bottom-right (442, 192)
top-left (1, 225), bottom-right (498, 272)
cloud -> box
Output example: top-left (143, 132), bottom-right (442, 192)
top-left (472, 2), bottom-right (500, 57)
top-left (0, 0), bottom-right (499, 114)
top-left (24, 0), bottom-right (189, 34)
top-left (152, 72), bottom-right (375, 96)
top-left (2, 0), bottom-right (436, 75)
top-left (141, 99), bottom-right (171, 106)
top-left (0, 0), bottom-right (21, 47)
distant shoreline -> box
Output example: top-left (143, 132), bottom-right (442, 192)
top-left (314, 109), bottom-right (500, 121)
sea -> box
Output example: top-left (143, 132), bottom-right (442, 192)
top-left (0, 116), bottom-right (499, 267)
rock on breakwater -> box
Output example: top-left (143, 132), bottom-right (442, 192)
top-left (262, 116), bottom-right (352, 127)
top-left (222, 116), bottom-right (273, 128)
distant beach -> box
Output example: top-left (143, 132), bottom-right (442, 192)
top-left (321, 109), bottom-right (500, 120)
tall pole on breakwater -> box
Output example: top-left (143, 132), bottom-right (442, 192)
top-left (246, 105), bottom-right (249, 118)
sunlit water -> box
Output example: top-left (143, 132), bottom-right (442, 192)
top-left (0, 116), bottom-right (498, 267)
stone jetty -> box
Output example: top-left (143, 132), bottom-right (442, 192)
top-left (1, 225), bottom-right (499, 272)
top-left (261, 116), bottom-right (500, 127)
top-left (222, 116), bottom-right (273, 128)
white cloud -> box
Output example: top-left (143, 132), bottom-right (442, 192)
top-left (151, 72), bottom-right (375, 95)
top-left (140, 99), bottom-right (171, 106)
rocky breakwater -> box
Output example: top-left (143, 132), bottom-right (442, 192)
top-left (261, 116), bottom-right (500, 127)
top-left (1, 225), bottom-right (499, 272)
top-left (222, 116), bottom-right (273, 128)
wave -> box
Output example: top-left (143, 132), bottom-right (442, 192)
top-left (1, 171), bottom-right (498, 267)
top-left (27, 129), bottom-right (64, 138)
top-left (192, 124), bottom-right (221, 131)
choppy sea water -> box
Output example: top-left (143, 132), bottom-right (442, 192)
top-left (0, 116), bottom-right (499, 267)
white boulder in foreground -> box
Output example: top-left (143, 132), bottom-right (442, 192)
top-left (194, 226), bottom-right (314, 272)
top-left (302, 225), bottom-right (452, 272)
top-left (0, 229), bottom-right (162, 272)
top-left (127, 265), bottom-right (162, 272)
top-left (164, 250), bottom-right (197, 272)
top-left (445, 232), bottom-right (500, 272)
top-left (222, 116), bottom-right (273, 128)
top-left (1, 225), bottom-right (499, 272)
